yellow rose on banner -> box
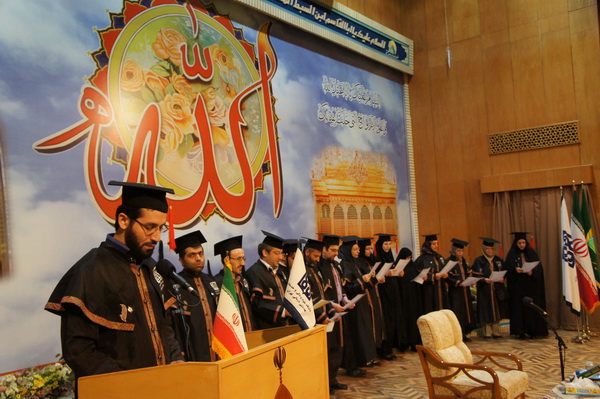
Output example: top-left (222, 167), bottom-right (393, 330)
top-left (121, 59), bottom-right (144, 92)
top-left (152, 27), bottom-right (186, 66)
top-left (159, 93), bottom-right (195, 136)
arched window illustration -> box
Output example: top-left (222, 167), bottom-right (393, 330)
top-left (360, 205), bottom-right (370, 236)
top-left (333, 205), bottom-right (345, 235)
top-left (320, 204), bottom-right (331, 232)
top-left (347, 205), bottom-right (358, 235)
top-left (373, 206), bottom-right (383, 234)
top-left (384, 206), bottom-right (394, 234)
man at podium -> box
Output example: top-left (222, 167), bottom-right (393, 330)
top-left (44, 181), bottom-right (184, 379)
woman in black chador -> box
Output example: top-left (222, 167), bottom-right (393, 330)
top-left (414, 234), bottom-right (449, 314)
top-left (445, 238), bottom-right (476, 342)
top-left (339, 236), bottom-right (378, 373)
top-left (374, 233), bottom-right (403, 360)
top-left (358, 238), bottom-right (385, 354)
top-left (398, 247), bottom-right (424, 351)
top-left (505, 232), bottom-right (548, 338)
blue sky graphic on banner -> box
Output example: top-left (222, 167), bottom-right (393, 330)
top-left (0, 0), bottom-right (412, 372)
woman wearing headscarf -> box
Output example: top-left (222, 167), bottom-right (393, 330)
top-left (445, 238), bottom-right (476, 342)
top-left (357, 238), bottom-right (385, 356)
top-left (413, 234), bottom-right (449, 314)
top-left (505, 232), bottom-right (548, 339)
top-left (338, 236), bottom-right (379, 374)
top-left (472, 237), bottom-right (509, 339)
top-left (398, 247), bottom-right (423, 351)
top-left (374, 233), bottom-right (404, 360)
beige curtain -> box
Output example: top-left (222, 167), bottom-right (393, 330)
top-left (492, 186), bottom-right (600, 330)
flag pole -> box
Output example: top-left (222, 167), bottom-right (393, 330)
top-left (570, 182), bottom-right (588, 344)
top-left (571, 315), bottom-right (585, 343)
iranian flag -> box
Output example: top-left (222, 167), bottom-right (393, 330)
top-left (211, 263), bottom-right (248, 359)
top-left (571, 189), bottom-right (600, 313)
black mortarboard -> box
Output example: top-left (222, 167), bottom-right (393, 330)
top-left (341, 235), bottom-right (361, 246)
top-left (261, 230), bottom-right (285, 250)
top-left (450, 238), bottom-right (469, 249)
top-left (358, 237), bottom-right (373, 249)
top-left (319, 233), bottom-right (341, 247)
top-left (480, 237), bottom-right (500, 247)
top-left (214, 236), bottom-right (243, 258)
top-left (174, 230), bottom-right (207, 254)
top-left (304, 238), bottom-right (324, 251)
top-left (422, 233), bottom-right (439, 241)
top-left (511, 232), bottom-right (529, 241)
top-left (374, 233), bottom-right (395, 242)
top-left (283, 238), bottom-right (304, 255)
top-left (109, 180), bottom-right (174, 213)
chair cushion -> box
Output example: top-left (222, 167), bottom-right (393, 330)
top-left (433, 369), bottom-right (529, 399)
top-left (418, 309), bottom-right (473, 378)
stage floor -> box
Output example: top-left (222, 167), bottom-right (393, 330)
top-left (332, 329), bottom-right (600, 398)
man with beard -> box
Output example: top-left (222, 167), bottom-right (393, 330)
top-left (168, 230), bottom-right (220, 362)
top-left (213, 235), bottom-right (257, 332)
top-left (44, 181), bottom-right (184, 380)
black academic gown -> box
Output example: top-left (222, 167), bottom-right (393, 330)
top-left (357, 256), bottom-right (385, 348)
top-left (167, 269), bottom-right (219, 362)
top-left (445, 255), bottom-right (476, 335)
top-left (341, 257), bottom-right (377, 368)
top-left (215, 270), bottom-right (257, 332)
top-left (472, 255), bottom-right (509, 323)
top-left (505, 244), bottom-right (548, 337)
top-left (45, 236), bottom-right (183, 379)
top-left (374, 251), bottom-right (404, 353)
top-left (414, 250), bottom-right (449, 314)
top-left (245, 260), bottom-right (289, 329)
top-left (318, 256), bottom-right (345, 384)
top-left (305, 262), bottom-right (335, 325)
top-left (399, 258), bottom-right (424, 347)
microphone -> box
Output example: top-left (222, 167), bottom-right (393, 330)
top-left (522, 296), bottom-right (548, 317)
top-left (156, 259), bottom-right (199, 297)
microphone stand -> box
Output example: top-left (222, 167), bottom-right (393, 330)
top-left (540, 312), bottom-right (568, 381)
top-left (171, 284), bottom-right (196, 362)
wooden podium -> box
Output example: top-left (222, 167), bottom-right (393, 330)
top-left (78, 325), bottom-right (328, 398)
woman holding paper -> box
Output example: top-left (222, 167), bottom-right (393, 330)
top-left (505, 232), bottom-right (548, 339)
top-left (446, 238), bottom-right (477, 342)
top-left (472, 237), bottom-right (509, 339)
top-left (358, 238), bottom-right (385, 355)
top-left (374, 233), bottom-right (404, 360)
top-left (398, 247), bottom-right (424, 351)
top-left (414, 234), bottom-right (449, 314)
top-left (339, 236), bottom-right (378, 373)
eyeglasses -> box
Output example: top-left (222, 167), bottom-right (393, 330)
top-left (132, 218), bottom-right (169, 235)
top-left (230, 256), bottom-right (246, 262)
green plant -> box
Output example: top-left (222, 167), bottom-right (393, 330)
top-left (0, 360), bottom-right (74, 399)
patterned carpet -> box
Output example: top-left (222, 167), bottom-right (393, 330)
top-left (332, 329), bottom-right (600, 398)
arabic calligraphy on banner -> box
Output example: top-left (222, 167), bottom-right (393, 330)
top-left (261, 0), bottom-right (411, 69)
top-left (32, 1), bottom-right (282, 227)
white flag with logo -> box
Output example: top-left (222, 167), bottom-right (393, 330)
top-left (561, 193), bottom-right (580, 315)
top-left (283, 248), bottom-right (316, 329)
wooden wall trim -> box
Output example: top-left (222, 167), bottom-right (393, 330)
top-left (480, 165), bottom-right (594, 193)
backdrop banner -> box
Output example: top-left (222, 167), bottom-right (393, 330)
top-left (0, 0), bottom-right (413, 372)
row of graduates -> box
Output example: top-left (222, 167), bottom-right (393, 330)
top-left (401, 232), bottom-right (549, 345)
top-left (44, 180), bottom-right (549, 387)
top-left (164, 228), bottom-right (549, 391)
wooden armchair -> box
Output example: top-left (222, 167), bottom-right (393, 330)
top-left (416, 310), bottom-right (528, 398)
